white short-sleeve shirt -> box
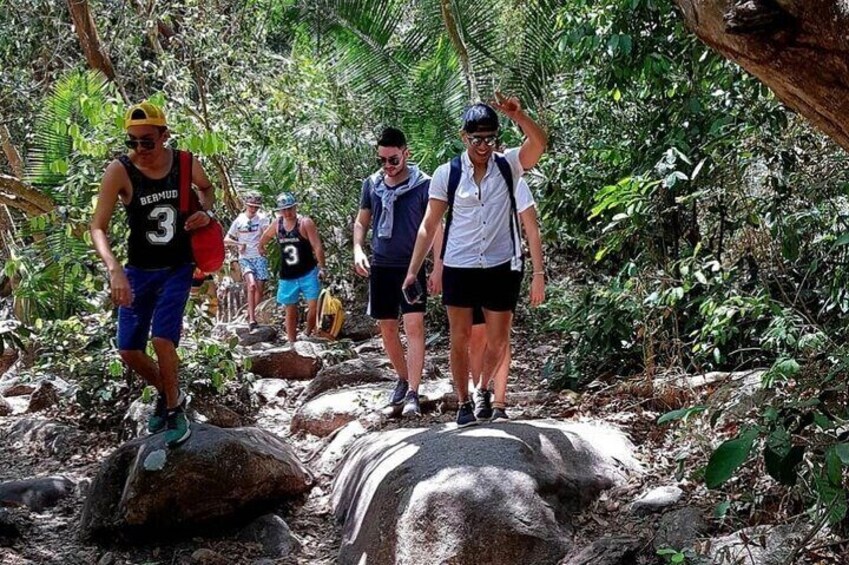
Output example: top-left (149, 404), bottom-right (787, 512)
top-left (430, 148), bottom-right (534, 268)
top-left (226, 212), bottom-right (270, 259)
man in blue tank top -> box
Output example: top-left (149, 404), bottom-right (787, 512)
top-left (90, 102), bottom-right (216, 447)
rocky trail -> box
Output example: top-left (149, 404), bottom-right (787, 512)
top-left (0, 314), bottom-right (834, 564)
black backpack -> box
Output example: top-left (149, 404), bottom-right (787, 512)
top-left (441, 155), bottom-right (522, 269)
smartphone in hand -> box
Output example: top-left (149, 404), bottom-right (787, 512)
top-left (402, 279), bottom-right (425, 304)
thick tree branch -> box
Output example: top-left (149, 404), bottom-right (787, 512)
top-left (441, 0), bottom-right (479, 103)
top-left (0, 174), bottom-right (54, 214)
top-left (675, 0), bottom-right (849, 152)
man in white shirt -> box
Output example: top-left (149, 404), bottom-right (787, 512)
top-left (404, 94), bottom-right (547, 427)
top-left (224, 192), bottom-right (271, 330)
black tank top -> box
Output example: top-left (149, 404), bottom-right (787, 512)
top-left (277, 217), bottom-right (317, 279)
top-left (120, 150), bottom-right (194, 269)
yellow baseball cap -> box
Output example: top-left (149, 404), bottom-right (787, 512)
top-left (124, 102), bottom-right (167, 130)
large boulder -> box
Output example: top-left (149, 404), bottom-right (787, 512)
top-left (0, 476), bottom-right (75, 512)
top-left (249, 342), bottom-right (322, 380)
top-left (299, 358), bottom-right (395, 404)
top-left (332, 420), bottom-right (641, 565)
top-left (292, 379), bottom-right (454, 437)
top-left (80, 424), bottom-right (313, 539)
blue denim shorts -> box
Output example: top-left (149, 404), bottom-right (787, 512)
top-left (117, 263), bottom-right (193, 350)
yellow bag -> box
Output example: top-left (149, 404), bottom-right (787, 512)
top-left (316, 288), bottom-right (345, 339)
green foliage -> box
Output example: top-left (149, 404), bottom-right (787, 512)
top-left (704, 427), bottom-right (759, 489)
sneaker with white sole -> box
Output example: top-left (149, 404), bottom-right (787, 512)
top-left (401, 390), bottom-right (421, 418)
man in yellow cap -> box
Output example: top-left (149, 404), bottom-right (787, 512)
top-left (90, 101), bottom-right (216, 447)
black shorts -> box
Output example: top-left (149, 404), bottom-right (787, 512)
top-left (368, 265), bottom-right (427, 320)
top-left (443, 262), bottom-right (523, 313)
top-left (473, 305), bottom-right (485, 325)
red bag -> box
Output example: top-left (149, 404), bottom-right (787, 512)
top-left (178, 151), bottom-right (225, 273)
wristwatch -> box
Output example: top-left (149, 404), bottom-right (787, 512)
top-left (205, 210), bottom-right (215, 219)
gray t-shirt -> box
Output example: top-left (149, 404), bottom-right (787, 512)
top-left (360, 169), bottom-right (430, 268)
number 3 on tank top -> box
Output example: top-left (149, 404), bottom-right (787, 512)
top-left (147, 205), bottom-right (176, 244)
top-left (283, 244), bottom-right (300, 266)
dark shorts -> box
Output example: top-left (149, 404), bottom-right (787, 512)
top-left (443, 262), bottom-right (523, 313)
top-left (472, 305), bottom-right (485, 325)
top-left (368, 265), bottom-right (427, 320)
top-left (118, 263), bottom-right (193, 350)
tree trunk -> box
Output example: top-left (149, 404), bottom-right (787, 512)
top-left (66, 0), bottom-right (129, 101)
top-left (675, 0), bottom-right (849, 152)
top-left (0, 174), bottom-right (55, 215)
top-left (440, 0), bottom-right (480, 103)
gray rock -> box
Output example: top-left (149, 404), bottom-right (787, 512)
top-left (704, 525), bottom-right (805, 565)
top-left (237, 513), bottom-right (299, 558)
top-left (653, 507), bottom-right (709, 552)
top-left (249, 342), bottom-right (323, 380)
top-left (332, 420), bottom-right (641, 565)
top-left (0, 396), bottom-right (10, 416)
top-left (317, 420), bottom-right (368, 476)
top-left (251, 379), bottom-right (290, 405)
top-left (338, 312), bottom-right (379, 342)
top-left (299, 358), bottom-right (394, 404)
top-left (630, 485), bottom-right (684, 515)
top-left (4, 418), bottom-right (80, 459)
top-left (292, 379), bottom-right (454, 437)
top-left (0, 476), bottom-right (75, 512)
top-left (233, 324), bottom-right (278, 346)
top-left (562, 536), bottom-right (642, 565)
top-left (97, 551), bottom-right (115, 565)
top-left (80, 424), bottom-right (313, 539)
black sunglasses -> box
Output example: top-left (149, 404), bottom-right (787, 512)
top-left (124, 139), bottom-right (156, 150)
top-left (468, 135), bottom-right (499, 147)
top-left (377, 155), bottom-right (402, 166)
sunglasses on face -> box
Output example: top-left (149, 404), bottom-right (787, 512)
top-left (468, 135), bottom-right (499, 147)
top-left (377, 155), bottom-right (402, 167)
top-left (124, 138), bottom-right (156, 150)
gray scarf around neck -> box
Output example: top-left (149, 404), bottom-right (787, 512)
top-left (372, 165), bottom-right (427, 239)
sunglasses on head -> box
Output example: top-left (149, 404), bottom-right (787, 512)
top-left (377, 155), bottom-right (401, 167)
top-left (468, 135), bottom-right (499, 147)
top-left (124, 138), bottom-right (156, 150)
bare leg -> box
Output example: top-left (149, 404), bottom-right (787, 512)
top-left (482, 310), bottom-right (513, 406)
top-left (285, 305), bottom-right (298, 343)
top-left (305, 299), bottom-right (318, 336)
top-left (245, 272), bottom-right (258, 323)
top-left (402, 312), bottom-right (425, 392)
top-left (469, 324), bottom-right (487, 390)
top-left (379, 319), bottom-right (408, 381)
top-left (447, 307), bottom-right (473, 403)
top-left (119, 349), bottom-right (162, 391)
top-left (252, 280), bottom-right (264, 321)
top-left (151, 337), bottom-right (180, 409)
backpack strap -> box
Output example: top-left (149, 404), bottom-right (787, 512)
top-left (440, 156), bottom-right (463, 260)
top-left (178, 150), bottom-right (192, 214)
top-left (494, 155), bottom-right (522, 269)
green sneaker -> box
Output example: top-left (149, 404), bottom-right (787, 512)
top-left (147, 394), bottom-right (168, 434)
top-left (164, 409), bottom-right (192, 448)
top-left (147, 390), bottom-right (187, 435)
